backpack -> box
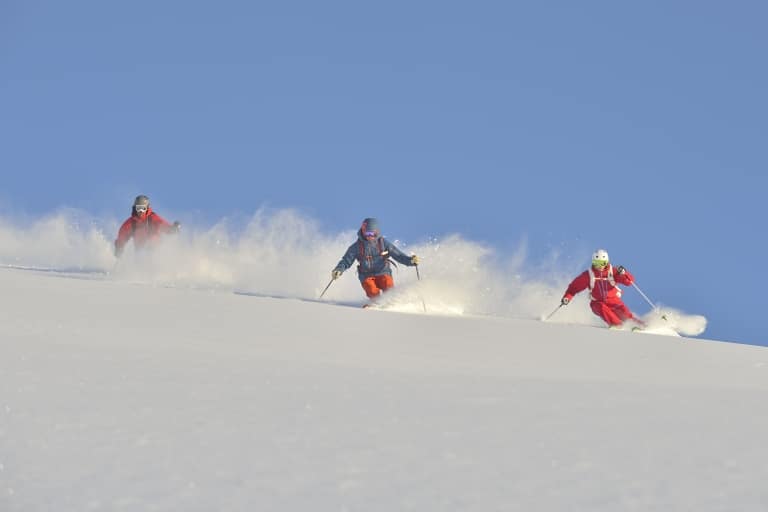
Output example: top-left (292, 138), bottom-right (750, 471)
top-left (357, 238), bottom-right (397, 272)
top-left (588, 265), bottom-right (621, 299)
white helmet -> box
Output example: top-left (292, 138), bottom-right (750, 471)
top-left (592, 249), bottom-right (609, 269)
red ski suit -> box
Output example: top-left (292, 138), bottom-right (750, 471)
top-left (563, 265), bottom-right (636, 326)
top-left (114, 207), bottom-right (174, 255)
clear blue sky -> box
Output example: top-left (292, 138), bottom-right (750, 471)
top-left (2, 1), bottom-right (766, 344)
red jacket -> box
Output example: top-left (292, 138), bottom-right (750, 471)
top-left (564, 265), bottom-right (634, 303)
top-left (114, 207), bottom-right (174, 255)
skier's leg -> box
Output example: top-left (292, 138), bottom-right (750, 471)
top-left (614, 302), bottom-right (632, 321)
top-left (591, 301), bottom-right (623, 326)
top-left (361, 277), bottom-right (382, 298)
top-left (375, 274), bottom-right (395, 292)
top-left (612, 301), bottom-right (645, 326)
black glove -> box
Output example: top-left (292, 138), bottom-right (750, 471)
top-left (561, 297), bottom-right (570, 306)
top-left (616, 265), bottom-right (626, 275)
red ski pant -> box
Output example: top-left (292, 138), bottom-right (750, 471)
top-left (590, 300), bottom-right (633, 326)
top-left (361, 275), bottom-right (394, 298)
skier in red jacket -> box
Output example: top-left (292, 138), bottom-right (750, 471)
top-left (560, 249), bottom-right (641, 327)
top-left (114, 195), bottom-right (180, 257)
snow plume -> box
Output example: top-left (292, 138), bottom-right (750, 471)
top-left (376, 234), bottom-right (580, 320)
top-left (112, 209), bottom-right (347, 296)
top-left (642, 307), bottom-right (708, 337)
top-left (0, 210), bottom-right (114, 271)
top-left (0, 208), bottom-right (706, 335)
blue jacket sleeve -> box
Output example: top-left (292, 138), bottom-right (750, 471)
top-left (383, 238), bottom-right (415, 266)
top-left (334, 243), bottom-right (358, 272)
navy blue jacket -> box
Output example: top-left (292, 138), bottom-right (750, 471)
top-left (334, 230), bottom-right (415, 280)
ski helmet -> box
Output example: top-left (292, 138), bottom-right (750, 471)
top-left (361, 217), bottom-right (380, 237)
top-left (592, 249), bottom-right (609, 269)
top-left (133, 195), bottom-right (150, 214)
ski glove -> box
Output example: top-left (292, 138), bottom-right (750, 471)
top-left (332, 269), bottom-right (342, 280)
top-left (410, 255), bottom-right (420, 265)
top-left (171, 221), bottom-right (181, 233)
top-left (561, 297), bottom-right (570, 306)
top-left (616, 265), bottom-right (626, 275)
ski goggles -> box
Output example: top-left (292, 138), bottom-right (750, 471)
top-left (134, 204), bottom-right (148, 213)
top-left (592, 259), bottom-right (609, 269)
top-left (364, 230), bottom-right (377, 238)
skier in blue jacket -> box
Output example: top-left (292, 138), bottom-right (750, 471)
top-left (332, 218), bottom-right (419, 298)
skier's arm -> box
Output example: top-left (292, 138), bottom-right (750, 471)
top-left (150, 213), bottom-right (176, 233)
top-left (383, 239), bottom-right (417, 266)
top-left (114, 219), bottom-right (134, 257)
top-left (563, 271), bottom-right (590, 301)
top-left (615, 266), bottom-right (634, 286)
top-left (334, 243), bottom-right (358, 273)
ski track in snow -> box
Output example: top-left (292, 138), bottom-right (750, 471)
top-left (2, 263), bottom-right (704, 339)
top-left (0, 209), bottom-right (707, 339)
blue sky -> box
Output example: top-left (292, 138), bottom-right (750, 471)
top-left (2, 1), bottom-right (766, 344)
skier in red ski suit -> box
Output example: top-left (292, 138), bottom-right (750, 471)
top-left (560, 249), bottom-right (640, 327)
top-left (114, 195), bottom-right (179, 257)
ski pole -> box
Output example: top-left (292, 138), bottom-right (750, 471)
top-left (319, 278), bottom-right (335, 299)
top-left (415, 264), bottom-right (427, 312)
top-left (544, 304), bottom-right (562, 321)
top-left (631, 282), bottom-right (667, 321)
top-left (631, 282), bottom-right (656, 309)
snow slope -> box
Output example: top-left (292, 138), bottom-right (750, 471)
top-left (1, 266), bottom-right (766, 511)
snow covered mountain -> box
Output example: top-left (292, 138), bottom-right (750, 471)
top-left (2, 262), bottom-right (767, 511)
